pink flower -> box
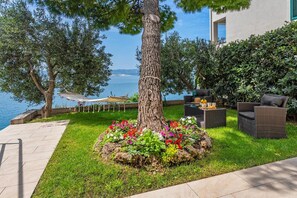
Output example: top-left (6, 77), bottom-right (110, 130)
top-left (160, 131), bottom-right (166, 137)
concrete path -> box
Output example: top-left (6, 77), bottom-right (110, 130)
top-left (131, 157), bottom-right (297, 198)
top-left (0, 120), bottom-right (69, 198)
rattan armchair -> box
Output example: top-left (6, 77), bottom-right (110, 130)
top-left (237, 95), bottom-right (289, 138)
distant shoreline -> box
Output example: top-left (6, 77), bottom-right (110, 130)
top-left (112, 69), bottom-right (139, 76)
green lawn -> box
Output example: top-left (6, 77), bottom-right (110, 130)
top-left (33, 105), bottom-right (297, 197)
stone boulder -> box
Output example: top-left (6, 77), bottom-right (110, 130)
top-left (114, 152), bottom-right (133, 164)
top-left (101, 143), bottom-right (121, 160)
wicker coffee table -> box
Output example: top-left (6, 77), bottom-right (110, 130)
top-left (184, 104), bottom-right (226, 128)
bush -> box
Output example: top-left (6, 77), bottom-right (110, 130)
top-left (205, 22), bottom-right (297, 114)
top-left (128, 93), bottom-right (139, 102)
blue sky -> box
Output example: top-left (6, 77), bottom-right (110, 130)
top-left (102, 4), bottom-right (210, 70)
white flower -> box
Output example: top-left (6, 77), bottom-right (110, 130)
top-left (110, 134), bottom-right (114, 137)
top-left (157, 133), bottom-right (164, 141)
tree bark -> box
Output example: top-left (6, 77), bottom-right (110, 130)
top-left (43, 91), bottom-right (53, 118)
top-left (28, 58), bottom-right (55, 118)
top-left (43, 57), bottom-right (56, 118)
top-left (137, 0), bottom-right (164, 131)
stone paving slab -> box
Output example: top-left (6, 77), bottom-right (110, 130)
top-left (0, 120), bottom-right (69, 198)
top-left (131, 184), bottom-right (198, 198)
top-left (187, 172), bottom-right (252, 198)
top-left (131, 157), bottom-right (297, 198)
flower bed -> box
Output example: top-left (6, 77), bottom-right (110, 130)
top-left (95, 117), bottom-right (212, 169)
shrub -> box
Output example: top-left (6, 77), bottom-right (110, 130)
top-left (205, 21), bottom-right (297, 114)
top-left (128, 93), bottom-right (139, 102)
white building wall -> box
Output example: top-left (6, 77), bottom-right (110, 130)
top-left (211, 0), bottom-right (291, 42)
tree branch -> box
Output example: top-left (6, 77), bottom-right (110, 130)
top-left (28, 60), bottom-right (45, 94)
top-left (178, 73), bottom-right (194, 90)
top-left (45, 56), bottom-right (56, 93)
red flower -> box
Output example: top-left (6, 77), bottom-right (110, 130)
top-left (121, 120), bottom-right (128, 125)
top-left (123, 134), bottom-right (127, 139)
top-left (177, 144), bottom-right (182, 149)
top-left (170, 121), bottom-right (179, 128)
top-left (109, 125), bottom-right (114, 130)
top-left (165, 139), bottom-right (173, 145)
top-left (126, 128), bottom-right (137, 137)
top-left (174, 139), bottom-right (181, 144)
top-left (178, 133), bottom-right (183, 138)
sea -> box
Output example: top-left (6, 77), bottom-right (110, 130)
top-left (0, 73), bottom-right (184, 130)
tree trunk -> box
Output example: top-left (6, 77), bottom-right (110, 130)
top-left (137, 0), bottom-right (164, 131)
top-left (43, 91), bottom-right (53, 118)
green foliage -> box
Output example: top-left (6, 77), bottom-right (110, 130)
top-left (129, 130), bottom-right (166, 157)
top-left (136, 32), bottom-right (217, 95)
top-left (103, 131), bottom-right (124, 144)
top-left (32, 0), bottom-right (177, 34)
top-left (31, 0), bottom-right (251, 34)
top-left (160, 32), bottom-right (195, 95)
top-left (128, 93), bottom-right (139, 102)
top-left (162, 144), bottom-right (178, 164)
top-left (204, 22), bottom-right (297, 113)
top-left (0, 2), bottom-right (112, 105)
top-left (179, 116), bottom-right (197, 127)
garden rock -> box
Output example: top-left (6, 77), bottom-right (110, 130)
top-left (185, 145), bottom-right (200, 157)
top-left (176, 150), bottom-right (193, 162)
top-left (114, 152), bottom-right (132, 164)
top-left (203, 135), bottom-right (212, 148)
top-left (101, 143), bottom-right (121, 160)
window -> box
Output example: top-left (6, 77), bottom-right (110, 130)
top-left (213, 18), bottom-right (226, 43)
top-left (217, 23), bottom-right (226, 43)
top-left (291, 0), bottom-right (297, 20)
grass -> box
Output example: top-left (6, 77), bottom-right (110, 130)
top-left (33, 105), bottom-right (297, 197)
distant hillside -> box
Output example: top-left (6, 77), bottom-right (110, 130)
top-left (112, 69), bottom-right (139, 76)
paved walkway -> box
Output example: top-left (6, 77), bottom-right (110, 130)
top-left (0, 120), bottom-right (69, 198)
top-left (131, 157), bottom-right (297, 198)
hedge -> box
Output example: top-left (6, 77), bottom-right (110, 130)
top-left (205, 21), bottom-right (297, 115)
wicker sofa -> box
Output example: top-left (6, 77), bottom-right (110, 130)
top-left (237, 94), bottom-right (289, 138)
top-left (184, 89), bottom-right (213, 104)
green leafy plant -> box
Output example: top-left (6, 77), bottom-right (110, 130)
top-left (128, 129), bottom-right (166, 157)
top-left (179, 116), bottom-right (197, 127)
top-left (162, 144), bottom-right (178, 164)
